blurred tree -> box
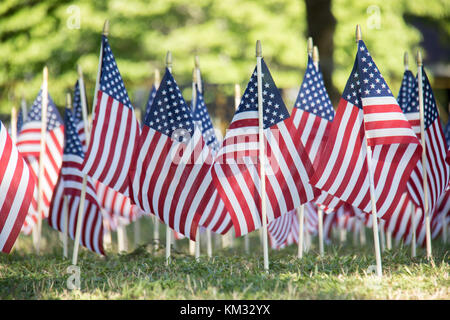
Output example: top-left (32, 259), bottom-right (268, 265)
top-left (0, 0), bottom-right (448, 126)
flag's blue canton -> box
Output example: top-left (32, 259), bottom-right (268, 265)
top-left (294, 56), bottom-right (334, 121)
top-left (406, 69), bottom-right (439, 129)
top-left (142, 85), bottom-right (157, 123)
top-left (27, 89), bottom-right (63, 131)
top-left (342, 40), bottom-right (392, 109)
top-left (73, 80), bottom-right (83, 124)
top-left (17, 108), bottom-right (24, 132)
top-left (63, 108), bottom-right (84, 158)
top-left (144, 68), bottom-right (194, 142)
top-left (100, 36), bottom-right (132, 109)
top-left (192, 85), bottom-right (220, 150)
top-left (236, 59), bottom-right (290, 129)
top-left (397, 70), bottom-right (415, 111)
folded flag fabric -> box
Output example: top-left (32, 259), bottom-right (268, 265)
top-left (129, 68), bottom-right (219, 240)
top-left (0, 120), bottom-right (36, 253)
top-left (16, 90), bottom-right (64, 234)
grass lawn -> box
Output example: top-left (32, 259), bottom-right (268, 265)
top-left (0, 218), bottom-right (448, 299)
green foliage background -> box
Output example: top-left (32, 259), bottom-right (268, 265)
top-left (0, 0), bottom-right (449, 124)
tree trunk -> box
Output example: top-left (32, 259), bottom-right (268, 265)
top-left (305, 0), bottom-right (339, 104)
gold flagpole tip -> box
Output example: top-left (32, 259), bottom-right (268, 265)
top-left (256, 40), bottom-right (262, 57)
top-left (66, 92), bottom-right (72, 109)
top-left (307, 37), bottom-right (313, 55)
top-left (43, 66), bottom-right (48, 81)
top-left (166, 51), bottom-right (172, 69)
top-left (103, 20), bottom-right (110, 36)
top-left (355, 24), bottom-right (362, 42)
top-left (416, 50), bottom-right (423, 66)
top-left (313, 46), bottom-right (319, 63)
top-left (403, 52), bottom-right (409, 71)
top-left (195, 56), bottom-right (200, 68)
top-left (77, 64), bottom-right (83, 77)
top-left (154, 68), bottom-right (160, 84)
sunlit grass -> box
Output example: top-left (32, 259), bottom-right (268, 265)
top-left (0, 218), bottom-right (448, 299)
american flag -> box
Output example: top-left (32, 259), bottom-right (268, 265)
top-left (142, 85), bottom-right (157, 124)
top-left (212, 59), bottom-right (320, 237)
top-left (403, 70), bottom-right (450, 217)
top-left (72, 80), bottom-right (87, 150)
top-left (81, 35), bottom-right (139, 195)
top-left (129, 68), bottom-right (218, 240)
top-left (73, 75), bottom-right (141, 230)
top-left (192, 85), bottom-right (221, 152)
top-left (310, 40), bottom-right (421, 220)
top-left (16, 90), bottom-right (64, 234)
top-left (290, 54), bottom-right (343, 214)
top-left (0, 121), bottom-right (36, 253)
top-left (47, 108), bottom-right (104, 255)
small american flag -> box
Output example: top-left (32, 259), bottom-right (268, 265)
top-left (310, 40), bottom-right (422, 220)
top-left (48, 108), bottom-right (104, 255)
top-left (290, 55), bottom-right (343, 214)
top-left (212, 59), bottom-right (319, 237)
top-left (129, 68), bottom-right (218, 240)
top-left (81, 35), bottom-right (139, 195)
top-left (72, 80), bottom-right (87, 150)
top-left (404, 70), bottom-right (450, 217)
top-left (16, 90), bottom-right (64, 234)
top-left (0, 121), bottom-right (36, 253)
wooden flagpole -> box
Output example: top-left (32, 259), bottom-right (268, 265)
top-left (62, 196), bottom-right (69, 258)
top-left (72, 21), bottom-right (108, 265)
top-left (11, 106), bottom-right (17, 143)
top-left (356, 25), bottom-right (382, 277)
top-left (416, 50), bottom-right (432, 260)
top-left (307, 37), bottom-right (313, 57)
top-left (313, 45), bottom-right (325, 257)
top-left (195, 56), bottom-right (213, 258)
top-left (403, 52), bottom-right (417, 257)
top-left (191, 67), bottom-right (201, 259)
top-left (297, 206), bottom-right (304, 258)
top-left (165, 51), bottom-right (172, 266)
top-left (34, 66), bottom-right (49, 254)
top-left (21, 95), bottom-right (27, 122)
top-left (296, 38), bottom-right (313, 259)
top-left (62, 92), bottom-right (73, 259)
top-left (152, 68), bottom-right (161, 251)
top-left (359, 220), bottom-right (366, 245)
top-left (410, 202), bottom-right (417, 257)
top-left (256, 40), bottom-right (269, 271)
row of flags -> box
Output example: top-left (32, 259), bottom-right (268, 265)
top-left (0, 28), bottom-right (448, 258)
